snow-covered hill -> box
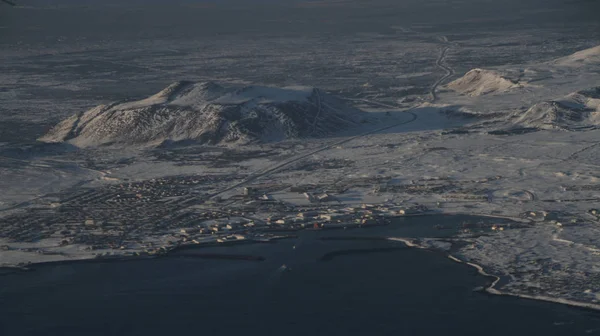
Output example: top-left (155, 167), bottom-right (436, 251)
top-left (39, 81), bottom-right (369, 147)
top-left (513, 87), bottom-right (600, 130)
top-left (553, 45), bottom-right (600, 66)
top-left (446, 68), bottom-right (522, 96)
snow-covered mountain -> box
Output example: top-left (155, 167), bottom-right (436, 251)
top-left (39, 81), bottom-right (369, 147)
top-left (513, 87), bottom-right (600, 130)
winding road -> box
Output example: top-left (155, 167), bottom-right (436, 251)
top-left (430, 38), bottom-right (455, 102)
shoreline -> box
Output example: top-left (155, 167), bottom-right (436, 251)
top-left (387, 236), bottom-right (600, 313)
top-left (1, 214), bottom-right (598, 313)
top-left (446, 252), bottom-right (600, 313)
top-left (0, 211), bottom-right (522, 269)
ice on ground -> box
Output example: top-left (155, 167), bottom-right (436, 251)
top-left (0, 159), bottom-right (99, 210)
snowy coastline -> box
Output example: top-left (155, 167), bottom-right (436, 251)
top-left (388, 237), bottom-right (600, 312)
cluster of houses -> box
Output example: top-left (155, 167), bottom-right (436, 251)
top-left (0, 176), bottom-right (436, 260)
top-left (119, 201), bottom-right (433, 256)
top-left (263, 203), bottom-right (429, 229)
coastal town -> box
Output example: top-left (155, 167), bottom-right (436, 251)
top-left (0, 170), bottom-right (540, 266)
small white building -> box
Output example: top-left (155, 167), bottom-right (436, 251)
top-left (259, 194), bottom-right (272, 201)
top-left (317, 194), bottom-right (334, 202)
top-left (297, 211), bottom-right (319, 218)
top-left (243, 187), bottom-right (257, 196)
top-left (303, 192), bottom-right (316, 203)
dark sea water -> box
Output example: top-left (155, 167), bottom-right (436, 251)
top-left (1, 216), bottom-right (599, 336)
